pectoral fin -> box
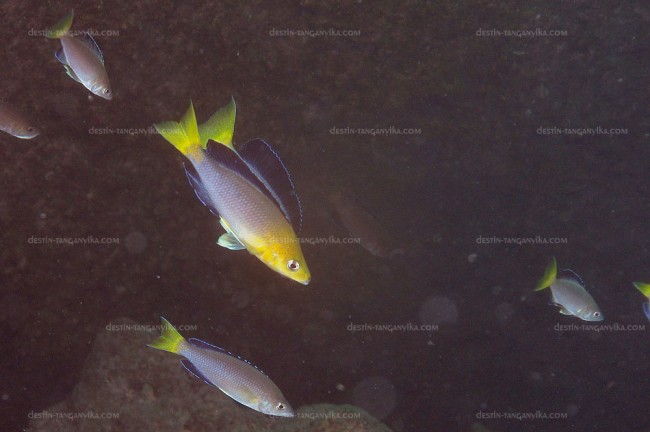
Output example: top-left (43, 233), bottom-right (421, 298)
top-left (63, 65), bottom-right (82, 83)
top-left (217, 233), bottom-right (246, 250)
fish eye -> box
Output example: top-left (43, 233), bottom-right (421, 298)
top-left (593, 311), bottom-right (601, 317)
top-left (287, 260), bottom-right (300, 272)
top-left (103, 88), bottom-right (111, 95)
top-left (27, 127), bottom-right (34, 132)
top-left (276, 402), bottom-right (285, 410)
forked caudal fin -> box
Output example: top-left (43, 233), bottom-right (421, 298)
top-left (155, 98), bottom-right (236, 157)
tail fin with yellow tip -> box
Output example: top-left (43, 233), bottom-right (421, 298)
top-left (46, 9), bottom-right (74, 39)
top-left (633, 282), bottom-right (650, 299)
top-left (147, 317), bottom-right (185, 354)
top-left (535, 257), bottom-right (558, 291)
top-left (154, 102), bottom-right (201, 157)
top-left (198, 97), bottom-right (236, 150)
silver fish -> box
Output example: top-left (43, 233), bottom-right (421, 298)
top-left (535, 257), bottom-right (604, 321)
top-left (148, 317), bottom-right (294, 417)
top-left (0, 102), bottom-right (39, 139)
top-left (47, 10), bottom-right (112, 100)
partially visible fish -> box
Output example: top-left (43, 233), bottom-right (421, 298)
top-left (0, 102), bottom-right (39, 139)
top-left (330, 191), bottom-right (404, 258)
top-left (148, 317), bottom-right (294, 417)
top-left (632, 281), bottom-right (650, 322)
top-left (46, 10), bottom-right (113, 100)
top-left (535, 257), bottom-right (604, 321)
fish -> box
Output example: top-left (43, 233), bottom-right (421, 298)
top-left (154, 99), bottom-right (310, 285)
top-left (632, 282), bottom-right (650, 321)
top-left (148, 317), bottom-right (294, 417)
top-left (534, 257), bottom-right (603, 321)
top-left (330, 191), bottom-right (404, 258)
top-left (46, 10), bottom-right (113, 100)
top-left (0, 101), bottom-right (39, 139)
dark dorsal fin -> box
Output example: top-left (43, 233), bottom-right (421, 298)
top-left (558, 268), bottom-right (586, 287)
top-left (237, 139), bottom-right (302, 232)
top-left (54, 47), bottom-right (68, 65)
top-left (204, 141), bottom-right (280, 213)
top-left (188, 337), bottom-right (229, 353)
top-left (187, 338), bottom-right (267, 375)
top-left (79, 32), bottom-right (104, 64)
top-left (180, 359), bottom-right (217, 388)
top-left (183, 162), bottom-right (219, 217)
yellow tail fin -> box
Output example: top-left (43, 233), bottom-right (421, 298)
top-left (198, 97), bottom-right (236, 150)
top-left (147, 317), bottom-right (185, 354)
top-left (47, 9), bottom-right (74, 39)
top-left (154, 102), bottom-right (202, 157)
top-left (534, 256), bottom-right (557, 291)
top-left (633, 282), bottom-right (650, 299)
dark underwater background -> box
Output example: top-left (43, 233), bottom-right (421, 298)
top-left (1, 1), bottom-right (648, 431)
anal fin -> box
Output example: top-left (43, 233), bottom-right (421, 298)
top-left (180, 359), bottom-right (217, 388)
top-left (63, 65), bottom-right (82, 83)
top-left (218, 233), bottom-right (246, 250)
top-left (184, 163), bottom-right (219, 216)
top-left (217, 218), bottom-right (245, 250)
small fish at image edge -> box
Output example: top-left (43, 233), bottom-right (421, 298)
top-left (0, 101), bottom-right (39, 139)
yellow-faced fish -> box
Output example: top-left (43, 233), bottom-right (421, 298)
top-left (535, 257), bottom-right (604, 321)
top-left (0, 101), bottom-right (39, 139)
top-left (632, 282), bottom-right (650, 321)
top-left (46, 10), bottom-right (112, 100)
top-left (330, 191), bottom-right (404, 258)
top-left (154, 99), bottom-right (310, 284)
top-left (148, 317), bottom-right (294, 417)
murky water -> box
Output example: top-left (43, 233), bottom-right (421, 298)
top-left (1, 1), bottom-right (648, 431)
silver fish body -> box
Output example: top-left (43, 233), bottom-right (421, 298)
top-left (190, 153), bottom-right (291, 245)
top-left (0, 102), bottom-right (39, 139)
top-left (179, 338), bottom-right (294, 417)
top-left (550, 277), bottom-right (603, 321)
top-left (57, 35), bottom-right (112, 99)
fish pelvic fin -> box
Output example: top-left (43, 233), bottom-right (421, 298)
top-left (46, 9), bottom-right (74, 39)
top-left (633, 281), bottom-right (650, 299)
top-left (534, 256), bottom-right (557, 291)
top-left (147, 317), bottom-right (185, 354)
top-left (154, 102), bottom-right (202, 158)
top-left (198, 97), bottom-right (236, 150)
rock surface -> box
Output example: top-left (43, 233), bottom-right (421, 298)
top-left (27, 318), bottom-right (392, 432)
